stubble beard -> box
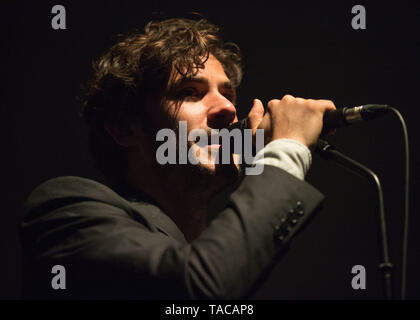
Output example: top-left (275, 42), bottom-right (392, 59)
top-left (145, 114), bottom-right (243, 197)
top-left (177, 139), bottom-right (242, 195)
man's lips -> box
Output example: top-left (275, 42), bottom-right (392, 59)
top-left (192, 133), bottom-right (223, 147)
top-left (206, 144), bottom-right (221, 149)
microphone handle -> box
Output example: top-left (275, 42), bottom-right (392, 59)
top-left (323, 104), bottom-right (389, 128)
top-left (228, 104), bottom-right (389, 134)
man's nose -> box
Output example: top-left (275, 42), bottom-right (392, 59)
top-left (206, 94), bottom-right (237, 129)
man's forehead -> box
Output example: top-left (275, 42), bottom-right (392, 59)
top-left (171, 55), bottom-right (232, 87)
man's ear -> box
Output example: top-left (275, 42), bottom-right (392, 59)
top-left (104, 120), bottom-right (142, 147)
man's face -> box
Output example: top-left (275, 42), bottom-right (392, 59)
top-left (149, 54), bottom-right (241, 183)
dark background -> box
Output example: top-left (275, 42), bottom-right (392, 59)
top-left (2, 0), bottom-right (419, 299)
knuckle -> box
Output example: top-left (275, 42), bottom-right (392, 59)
top-left (267, 99), bottom-right (280, 110)
top-left (306, 99), bottom-right (319, 111)
top-left (295, 97), bottom-right (306, 105)
top-left (282, 94), bottom-right (294, 102)
top-left (306, 104), bottom-right (318, 114)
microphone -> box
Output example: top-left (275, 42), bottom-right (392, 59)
top-left (322, 104), bottom-right (389, 129)
top-left (227, 104), bottom-right (390, 133)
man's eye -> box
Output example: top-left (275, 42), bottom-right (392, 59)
top-left (178, 88), bottom-right (201, 101)
top-left (182, 88), bottom-right (197, 96)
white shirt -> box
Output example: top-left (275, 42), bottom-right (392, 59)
top-left (253, 139), bottom-right (312, 180)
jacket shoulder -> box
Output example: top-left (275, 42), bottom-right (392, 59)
top-left (23, 176), bottom-right (131, 221)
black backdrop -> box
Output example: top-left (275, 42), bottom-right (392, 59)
top-left (2, 0), bottom-right (419, 299)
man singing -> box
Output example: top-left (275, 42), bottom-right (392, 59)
top-left (21, 17), bottom-right (335, 299)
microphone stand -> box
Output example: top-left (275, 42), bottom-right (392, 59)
top-left (316, 139), bottom-right (394, 300)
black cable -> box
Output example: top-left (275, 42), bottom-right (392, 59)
top-left (316, 140), bottom-right (393, 299)
top-left (388, 107), bottom-right (410, 300)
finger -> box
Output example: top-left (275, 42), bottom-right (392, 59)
top-left (316, 99), bottom-right (336, 111)
top-left (247, 98), bottom-right (265, 131)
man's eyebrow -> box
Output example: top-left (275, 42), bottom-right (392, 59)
top-left (180, 76), bottom-right (207, 85)
top-left (178, 76), bottom-right (234, 88)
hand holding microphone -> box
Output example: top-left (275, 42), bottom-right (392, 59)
top-left (237, 95), bottom-right (389, 150)
top-left (247, 95), bottom-right (337, 150)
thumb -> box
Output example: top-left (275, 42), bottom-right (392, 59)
top-left (247, 99), bottom-right (264, 132)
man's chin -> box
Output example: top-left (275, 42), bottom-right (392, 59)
top-left (179, 144), bottom-right (243, 191)
top-left (198, 159), bottom-right (242, 185)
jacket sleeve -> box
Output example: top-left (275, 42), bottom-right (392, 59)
top-left (21, 166), bottom-right (324, 300)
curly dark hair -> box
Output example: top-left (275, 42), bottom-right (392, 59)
top-left (81, 18), bottom-right (243, 185)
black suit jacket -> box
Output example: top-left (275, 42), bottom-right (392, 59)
top-left (21, 166), bottom-right (324, 299)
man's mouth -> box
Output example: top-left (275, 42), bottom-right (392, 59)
top-left (207, 144), bottom-right (221, 150)
top-left (191, 132), bottom-right (222, 148)
top-left (206, 133), bottom-right (222, 149)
